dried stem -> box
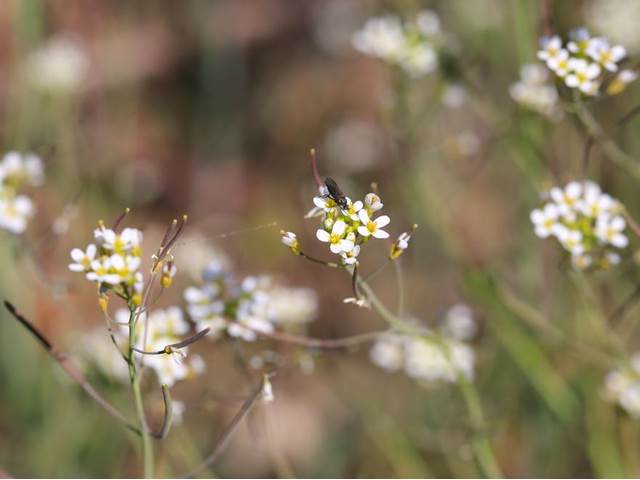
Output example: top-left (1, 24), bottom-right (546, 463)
top-left (181, 376), bottom-right (267, 478)
top-left (309, 148), bottom-right (323, 188)
top-left (151, 385), bottom-right (174, 440)
top-left (2, 301), bottom-right (140, 435)
top-left (256, 328), bottom-right (386, 349)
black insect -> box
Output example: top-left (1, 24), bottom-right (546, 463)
top-left (324, 177), bottom-right (349, 209)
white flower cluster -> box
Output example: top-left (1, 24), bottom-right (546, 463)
top-left (69, 224), bottom-right (145, 301)
top-left (0, 152), bottom-right (43, 234)
top-left (80, 307), bottom-right (205, 388)
top-left (537, 28), bottom-right (636, 96)
top-left (604, 354), bottom-right (640, 419)
top-left (184, 261), bottom-right (318, 342)
top-left (510, 64), bottom-right (560, 118)
top-left (370, 308), bottom-right (476, 384)
top-left (311, 191), bottom-right (389, 265)
top-left (530, 180), bottom-right (628, 269)
top-left (352, 10), bottom-right (441, 77)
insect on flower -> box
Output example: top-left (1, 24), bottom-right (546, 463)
top-left (323, 177), bottom-right (349, 210)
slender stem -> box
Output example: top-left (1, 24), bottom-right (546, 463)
top-left (182, 377), bottom-right (266, 478)
top-left (458, 376), bottom-right (503, 478)
top-left (128, 309), bottom-right (154, 478)
top-left (573, 100), bottom-right (640, 180)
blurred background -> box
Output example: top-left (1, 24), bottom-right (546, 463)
top-left (2, 0), bottom-right (640, 477)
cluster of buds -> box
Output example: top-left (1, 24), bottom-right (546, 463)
top-left (510, 64), bottom-right (561, 119)
top-left (530, 180), bottom-right (629, 269)
top-left (537, 28), bottom-right (636, 96)
top-left (184, 260), bottom-right (318, 342)
top-left (0, 152), bottom-right (44, 234)
top-left (370, 305), bottom-right (476, 384)
top-left (351, 10), bottom-right (442, 78)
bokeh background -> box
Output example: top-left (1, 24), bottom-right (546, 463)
top-left (2, 0), bottom-right (640, 477)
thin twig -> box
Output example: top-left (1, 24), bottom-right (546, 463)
top-left (3, 301), bottom-right (140, 435)
top-left (257, 328), bottom-right (386, 349)
top-left (181, 376), bottom-right (268, 479)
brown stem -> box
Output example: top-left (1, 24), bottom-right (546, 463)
top-left (257, 328), bottom-right (385, 349)
top-left (309, 148), bottom-right (323, 188)
top-left (3, 301), bottom-right (140, 435)
top-left (181, 376), bottom-right (267, 478)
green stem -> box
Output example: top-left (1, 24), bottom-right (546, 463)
top-left (128, 309), bottom-right (154, 478)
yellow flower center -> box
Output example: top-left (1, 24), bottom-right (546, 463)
top-left (367, 221), bottom-right (377, 233)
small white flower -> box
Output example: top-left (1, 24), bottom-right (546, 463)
top-left (68, 244), bottom-right (97, 272)
top-left (357, 210), bottom-right (390, 239)
top-left (281, 231), bottom-right (297, 247)
top-left (586, 38), bottom-right (626, 72)
top-left (400, 43), bottom-right (437, 77)
top-left (415, 10), bottom-right (440, 36)
top-left (550, 181), bottom-right (583, 220)
top-left (565, 58), bottom-right (601, 95)
top-left (595, 215), bottom-right (628, 248)
top-left (530, 203), bottom-right (559, 238)
top-left (537, 35), bottom-right (563, 62)
top-left (0, 196), bottom-right (34, 234)
top-left (443, 304), bottom-right (476, 341)
top-left (341, 244), bottom-right (361, 265)
top-left (364, 193), bottom-right (383, 212)
top-left (546, 48), bottom-right (570, 77)
top-left (370, 334), bottom-right (405, 372)
top-left (86, 257), bottom-right (122, 285)
top-left (554, 225), bottom-right (585, 255)
top-left (316, 220), bottom-right (355, 253)
top-left (567, 28), bottom-right (593, 54)
top-left (352, 15), bottom-right (405, 61)
top-left (342, 197), bottom-right (363, 221)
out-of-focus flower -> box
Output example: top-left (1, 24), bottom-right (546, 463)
top-left (530, 180), bottom-right (627, 269)
top-left (352, 10), bottom-right (442, 78)
top-left (565, 58), bottom-right (601, 95)
top-left (79, 307), bottom-right (205, 388)
top-left (441, 84), bottom-right (468, 108)
top-left (370, 334), bottom-right (405, 372)
top-left (25, 36), bottom-right (89, 92)
top-left (442, 304), bottom-right (477, 341)
top-left (607, 69), bottom-right (639, 95)
top-left (267, 287), bottom-right (318, 326)
top-left (370, 330), bottom-right (475, 384)
top-left (0, 152), bottom-right (43, 234)
top-left (510, 64), bottom-right (560, 119)
top-left (404, 337), bottom-right (474, 383)
top-left (185, 261), bottom-right (318, 342)
top-left (536, 28), bottom-right (634, 97)
top-left (604, 354), bottom-right (640, 419)
top-left (586, 38), bottom-right (626, 72)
